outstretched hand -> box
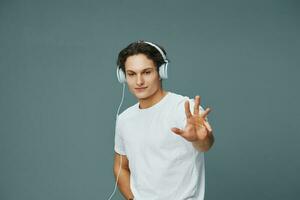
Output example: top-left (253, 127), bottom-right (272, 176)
top-left (171, 95), bottom-right (213, 142)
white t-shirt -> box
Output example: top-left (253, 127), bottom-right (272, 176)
top-left (114, 91), bottom-right (207, 200)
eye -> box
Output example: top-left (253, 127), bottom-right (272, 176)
top-left (145, 71), bottom-right (151, 74)
top-left (127, 73), bottom-right (134, 77)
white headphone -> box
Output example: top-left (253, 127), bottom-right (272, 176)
top-left (116, 41), bottom-right (169, 83)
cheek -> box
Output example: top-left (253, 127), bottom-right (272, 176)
top-left (128, 81), bottom-right (136, 89)
top-left (125, 79), bottom-right (134, 88)
top-left (148, 73), bottom-right (160, 81)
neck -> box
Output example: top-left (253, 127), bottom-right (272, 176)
top-left (138, 88), bottom-right (168, 109)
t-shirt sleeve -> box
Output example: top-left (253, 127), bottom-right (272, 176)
top-left (114, 119), bottom-right (126, 155)
top-left (175, 97), bottom-right (209, 130)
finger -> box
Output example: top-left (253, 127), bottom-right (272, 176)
top-left (185, 100), bottom-right (192, 118)
top-left (193, 95), bottom-right (200, 115)
top-left (203, 120), bottom-right (213, 132)
top-left (201, 107), bottom-right (212, 119)
top-left (171, 127), bottom-right (184, 135)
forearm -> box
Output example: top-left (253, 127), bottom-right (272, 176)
top-left (114, 168), bottom-right (134, 200)
top-left (192, 132), bottom-right (214, 152)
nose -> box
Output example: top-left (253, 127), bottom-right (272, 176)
top-left (136, 74), bottom-right (144, 85)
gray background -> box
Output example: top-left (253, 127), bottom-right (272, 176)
top-left (0, 0), bottom-right (299, 199)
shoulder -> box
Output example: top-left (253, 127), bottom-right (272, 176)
top-left (165, 91), bottom-right (186, 102)
top-left (170, 91), bottom-right (205, 112)
top-left (117, 102), bottom-right (138, 123)
top-left (169, 91), bottom-right (191, 108)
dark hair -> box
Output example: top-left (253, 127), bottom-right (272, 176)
top-left (116, 40), bottom-right (168, 75)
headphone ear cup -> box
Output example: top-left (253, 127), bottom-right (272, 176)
top-left (116, 67), bottom-right (126, 83)
top-left (159, 62), bottom-right (168, 79)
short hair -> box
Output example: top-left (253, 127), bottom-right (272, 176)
top-left (116, 40), bottom-right (168, 75)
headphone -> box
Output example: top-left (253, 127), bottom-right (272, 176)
top-left (116, 41), bottom-right (169, 83)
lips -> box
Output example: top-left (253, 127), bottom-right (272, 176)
top-left (135, 87), bottom-right (147, 89)
top-left (135, 87), bottom-right (147, 91)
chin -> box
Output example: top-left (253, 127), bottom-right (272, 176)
top-left (134, 89), bottom-right (154, 99)
top-left (134, 92), bottom-right (149, 100)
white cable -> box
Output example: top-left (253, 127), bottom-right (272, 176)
top-left (106, 83), bottom-right (126, 200)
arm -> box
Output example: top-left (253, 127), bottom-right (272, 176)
top-left (113, 152), bottom-right (134, 200)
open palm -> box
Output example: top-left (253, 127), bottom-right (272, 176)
top-left (171, 96), bottom-right (212, 142)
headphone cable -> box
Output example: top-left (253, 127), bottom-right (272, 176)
top-left (106, 83), bottom-right (125, 200)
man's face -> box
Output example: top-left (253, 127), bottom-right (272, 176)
top-left (124, 53), bottom-right (161, 100)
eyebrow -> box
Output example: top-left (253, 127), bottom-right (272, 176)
top-left (126, 68), bottom-right (153, 73)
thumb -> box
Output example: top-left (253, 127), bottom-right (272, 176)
top-left (171, 127), bottom-right (184, 135)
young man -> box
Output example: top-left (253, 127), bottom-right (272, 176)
top-left (113, 40), bottom-right (214, 200)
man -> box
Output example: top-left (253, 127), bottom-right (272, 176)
top-left (113, 40), bottom-right (214, 200)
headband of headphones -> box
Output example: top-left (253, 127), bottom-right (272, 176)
top-left (139, 41), bottom-right (169, 63)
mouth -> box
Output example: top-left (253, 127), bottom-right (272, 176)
top-left (135, 87), bottom-right (147, 92)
